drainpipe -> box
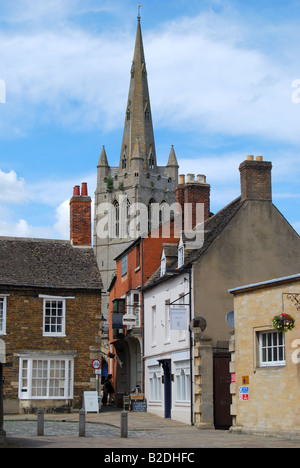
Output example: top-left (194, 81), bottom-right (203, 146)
top-left (189, 266), bottom-right (194, 426)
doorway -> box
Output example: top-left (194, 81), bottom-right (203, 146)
top-left (213, 354), bottom-right (232, 429)
top-left (158, 359), bottom-right (172, 419)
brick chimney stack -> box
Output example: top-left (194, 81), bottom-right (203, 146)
top-left (176, 174), bottom-right (211, 229)
top-left (70, 183), bottom-right (92, 247)
top-left (239, 156), bottom-right (272, 201)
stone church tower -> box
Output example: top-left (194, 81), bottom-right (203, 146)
top-left (94, 16), bottom-right (179, 318)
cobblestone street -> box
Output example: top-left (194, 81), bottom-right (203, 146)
top-left (2, 410), bottom-right (299, 449)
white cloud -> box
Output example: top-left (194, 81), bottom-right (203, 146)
top-left (0, 218), bottom-right (53, 239)
top-left (0, 168), bottom-right (96, 240)
top-left (53, 199), bottom-right (70, 240)
top-left (0, 169), bottom-right (31, 204)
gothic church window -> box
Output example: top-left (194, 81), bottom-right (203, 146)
top-left (122, 154), bottom-right (127, 170)
top-left (112, 200), bottom-right (120, 238)
top-left (148, 198), bottom-right (156, 233)
top-left (124, 198), bottom-right (131, 237)
top-left (149, 154), bottom-right (154, 170)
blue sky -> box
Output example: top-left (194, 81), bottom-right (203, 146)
top-left (0, 0), bottom-right (299, 239)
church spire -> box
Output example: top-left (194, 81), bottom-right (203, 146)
top-left (119, 17), bottom-right (156, 172)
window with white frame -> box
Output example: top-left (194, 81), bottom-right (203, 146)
top-left (175, 360), bottom-right (191, 402)
top-left (0, 297), bottom-right (7, 335)
top-left (43, 299), bottom-right (66, 337)
top-left (19, 357), bottom-right (74, 400)
top-left (126, 291), bottom-right (140, 328)
top-left (258, 330), bottom-right (285, 367)
top-left (149, 367), bottom-right (162, 402)
top-left (178, 239), bottom-right (184, 268)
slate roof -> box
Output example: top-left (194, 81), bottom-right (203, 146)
top-left (144, 197), bottom-right (244, 290)
top-left (0, 237), bottom-right (103, 291)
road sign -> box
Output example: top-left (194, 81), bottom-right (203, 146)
top-left (92, 359), bottom-right (101, 370)
top-left (239, 386), bottom-right (249, 401)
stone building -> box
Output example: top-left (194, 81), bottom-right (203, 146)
top-left (0, 236), bottom-right (102, 414)
top-left (94, 17), bottom-right (179, 320)
top-left (229, 274), bottom-right (300, 439)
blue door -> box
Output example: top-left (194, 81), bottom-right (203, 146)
top-left (158, 359), bottom-right (172, 419)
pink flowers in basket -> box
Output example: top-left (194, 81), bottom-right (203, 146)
top-left (272, 313), bottom-right (295, 333)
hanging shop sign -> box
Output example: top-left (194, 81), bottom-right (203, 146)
top-left (122, 314), bottom-right (137, 327)
top-left (169, 307), bottom-right (187, 330)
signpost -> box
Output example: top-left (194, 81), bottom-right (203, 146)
top-left (92, 360), bottom-right (101, 406)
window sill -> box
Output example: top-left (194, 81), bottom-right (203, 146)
top-left (43, 335), bottom-right (67, 338)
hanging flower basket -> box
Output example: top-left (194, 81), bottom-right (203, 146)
top-left (272, 313), bottom-right (295, 333)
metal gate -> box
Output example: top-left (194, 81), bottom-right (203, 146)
top-left (213, 354), bottom-right (232, 429)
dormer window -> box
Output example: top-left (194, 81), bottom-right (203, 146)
top-left (178, 238), bottom-right (184, 268)
top-left (161, 250), bottom-right (166, 277)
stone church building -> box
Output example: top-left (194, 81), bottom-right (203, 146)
top-left (93, 17), bottom-right (179, 319)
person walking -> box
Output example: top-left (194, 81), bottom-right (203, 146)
top-left (103, 374), bottom-right (114, 406)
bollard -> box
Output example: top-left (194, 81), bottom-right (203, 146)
top-left (37, 408), bottom-right (44, 437)
top-left (79, 409), bottom-right (86, 437)
top-left (120, 410), bottom-right (128, 439)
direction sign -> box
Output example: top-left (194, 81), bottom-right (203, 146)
top-left (92, 359), bottom-right (101, 370)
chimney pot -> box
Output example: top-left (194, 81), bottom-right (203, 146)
top-left (187, 174), bottom-right (195, 183)
top-left (81, 182), bottom-right (88, 197)
top-left (256, 156), bottom-right (263, 161)
top-left (247, 155), bottom-right (254, 161)
top-left (197, 174), bottom-right (207, 184)
top-left (179, 174), bottom-right (185, 185)
top-left (73, 186), bottom-right (80, 196)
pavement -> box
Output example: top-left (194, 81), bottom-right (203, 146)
top-left (1, 406), bottom-right (299, 449)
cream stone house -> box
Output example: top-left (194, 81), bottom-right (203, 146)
top-left (229, 274), bottom-right (300, 439)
